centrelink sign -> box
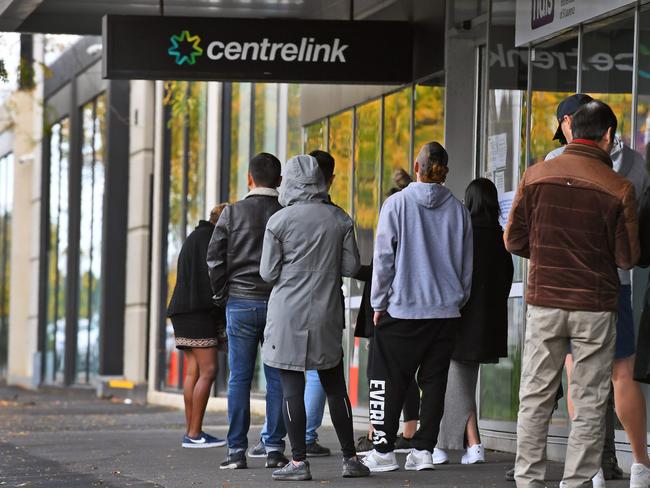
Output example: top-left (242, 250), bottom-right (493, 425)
top-left (103, 15), bottom-right (413, 83)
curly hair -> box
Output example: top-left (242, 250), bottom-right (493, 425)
top-left (209, 203), bottom-right (228, 224)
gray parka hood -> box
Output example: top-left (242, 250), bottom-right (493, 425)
top-left (279, 155), bottom-right (329, 207)
top-left (403, 181), bottom-right (453, 209)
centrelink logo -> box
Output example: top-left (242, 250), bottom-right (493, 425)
top-left (167, 31), bottom-right (349, 65)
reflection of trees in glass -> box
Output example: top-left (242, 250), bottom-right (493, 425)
top-left (530, 91), bottom-right (572, 164)
top-left (0, 152), bottom-right (13, 379)
top-left (354, 101), bottom-right (380, 264)
top-left (286, 84), bottom-right (302, 159)
top-left (304, 120), bottom-right (327, 153)
top-left (230, 83), bottom-right (252, 202)
top-left (45, 118), bottom-right (70, 384)
top-left (588, 93), bottom-right (633, 146)
top-left (254, 84), bottom-right (279, 156)
top-left (383, 88), bottom-right (412, 199)
top-left (164, 81), bottom-right (208, 389)
top-left (328, 111), bottom-right (353, 213)
top-left (414, 85), bottom-right (445, 149)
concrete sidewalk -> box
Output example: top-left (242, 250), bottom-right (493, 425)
top-left (0, 386), bottom-right (628, 487)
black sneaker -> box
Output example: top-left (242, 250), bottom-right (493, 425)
top-left (220, 451), bottom-right (247, 470)
top-left (355, 435), bottom-right (374, 456)
top-left (342, 456), bottom-right (371, 478)
top-left (247, 440), bottom-right (266, 458)
top-left (394, 434), bottom-right (413, 453)
top-left (306, 441), bottom-right (331, 457)
top-left (272, 460), bottom-right (312, 481)
top-left (505, 466), bottom-right (515, 481)
top-left (266, 451), bottom-right (290, 468)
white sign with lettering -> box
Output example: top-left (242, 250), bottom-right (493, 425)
top-left (515, 0), bottom-right (635, 47)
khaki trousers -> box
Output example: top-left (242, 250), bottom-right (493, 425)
top-left (515, 305), bottom-right (616, 488)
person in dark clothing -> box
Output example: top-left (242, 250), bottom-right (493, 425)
top-left (207, 152), bottom-right (288, 470)
top-left (167, 204), bottom-right (228, 449)
top-left (435, 178), bottom-right (514, 465)
top-left (634, 186), bottom-right (650, 384)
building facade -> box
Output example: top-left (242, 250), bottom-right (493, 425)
top-left (0, 0), bottom-right (649, 470)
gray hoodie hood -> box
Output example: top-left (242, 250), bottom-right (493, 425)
top-left (279, 155), bottom-right (329, 207)
top-left (403, 181), bottom-right (453, 209)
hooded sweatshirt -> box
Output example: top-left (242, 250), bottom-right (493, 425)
top-left (371, 182), bottom-right (473, 320)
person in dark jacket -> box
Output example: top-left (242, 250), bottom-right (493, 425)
top-left (167, 204), bottom-right (228, 449)
top-left (435, 178), bottom-right (513, 465)
top-left (206, 152), bottom-right (288, 470)
top-left (634, 186), bottom-right (650, 384)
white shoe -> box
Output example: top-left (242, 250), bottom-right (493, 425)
top-left (405, 449), bottom-right (435, 471)
top-left (631, 463), bottom-right (650, 488)
top-left (461, 444), bottom-right (485, 465)
top-left (432, 448), bottom-right (449, 465)
top-left (361, 449), bottom-right (399, 472)
top-left (592, 467), bottom-right (606, 488)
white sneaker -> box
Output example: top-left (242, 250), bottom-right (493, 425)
top-left (592, 467), bottom-right (606, 488)
top-left (432, 448), bottom-right (449, 465)
top-left (631, 463), bottom-right (650, 488)
top-left (461, 444), bottom-right (485, 465)
top-left (405, 449), bottom-right (435, 471)
top-left (361, 449), bottom-right (399, 472)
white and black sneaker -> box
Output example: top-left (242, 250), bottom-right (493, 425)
top-left (182, 432), bottom-right (226, 449)
top-left (220, 451), bottom-right (247, 470)
top-left (405, 449), bottom-right (435, 471)
top-left (247, 440), bottom-right (267, 458)
top-left (361, 450), bottom-right (399, 472)
top-left (272, 460), bottom-right (312, 481)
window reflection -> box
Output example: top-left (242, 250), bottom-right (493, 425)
top-left (45, 118), bottom-right (70, 384)
top-left (230, 82), bottom-right (252, 202)
top-left (328, 111), bottom-right (353, 213)
top-left (286, 84), bottom-right (303, 159)
top-left (76, 94), bottom-right (106, 384)
top-left (0, 152), bottom-right (13, 380)
top-left (414, 83), bottom-right (445, 150)
top-left (304, 119), bottom-right (327, 153)
top-left (383, 88), bottom-right (412, 200)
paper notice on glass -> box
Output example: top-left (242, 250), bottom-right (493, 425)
top-left (488, 133), bottom-right (508, 170)
top-left (494, 170), bottom-right (506, 194)
top-left (498, 191), bottom-right (515, 228)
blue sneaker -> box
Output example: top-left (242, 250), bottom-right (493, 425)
top-left (182, 432), bottom-right (226, 448)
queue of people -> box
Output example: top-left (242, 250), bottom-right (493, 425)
top-left (164, 94), bottom-right (650, 486)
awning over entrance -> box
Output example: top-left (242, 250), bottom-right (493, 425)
top-left (0, 0), bottom-right (383, 35)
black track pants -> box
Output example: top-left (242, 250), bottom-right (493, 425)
top-left (369, 314), bottom-right (457, 453)
top-left (279, 361), bottom-right (356, 461)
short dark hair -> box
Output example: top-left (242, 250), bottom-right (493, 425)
top-left (249, 152), bottom-right (281, 188)
top-left (309, 150), bottom-right (335, 182)
top-left (465, 178), bottom-right (500, 225)
top-left (571, 100), bottom-right (618, 142)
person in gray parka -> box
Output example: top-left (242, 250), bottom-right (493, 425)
top-left (260, 154), bottom-right (370, 482)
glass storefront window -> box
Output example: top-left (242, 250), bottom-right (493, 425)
top-left (45, 118), bottom-right (70, 384)
top-left (229, 82), bottom-right (252, 202)
top-left (254, 83), bottom-right (279, 156)
top-left (414, 82), bottom-right (445, 150)
top-left (529, 32), bottom-right (578, 164)
top-left (382, 88), bottom-right (412, 199)
top-left (286, 84), bottom-right (302, 159)
top-left (582, 13), bottom-right (635, 146)
top-left (0, 152), bottom-right (13, 380)
top-left (76, 94), bottom-right (106, 384)
top-left (328, 111), bottom-right (353, 214)
top-left (637, 6), bottom-right (650, 156)
top-left (163, 82), bottom-right (208, 390)
top-left (304, 119), bottom-right (327, 153)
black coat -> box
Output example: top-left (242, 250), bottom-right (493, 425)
top-left (634, 187), bottom-right (650, 383)
top-left (353, 265), bottom-right (374, 338)
top-left (167, 220), bottom-right (218, 317)
top-left (452, 216), bottom-right (514, 363)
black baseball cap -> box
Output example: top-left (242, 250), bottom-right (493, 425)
top-left (553, 93), bottom-right (593, 142)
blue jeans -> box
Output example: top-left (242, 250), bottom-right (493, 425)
top-left (261, 369), bottom-right (327, 445)
top-left (226, 297), bottom-right (285, 452)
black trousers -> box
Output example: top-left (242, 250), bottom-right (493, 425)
top-left (368, 337), bottom-right (420, 422)
top-left (369, 314), bottom-right (456, 453)
top-left (279, 361), bottom-right (356, 461)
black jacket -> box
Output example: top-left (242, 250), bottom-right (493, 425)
top-left (207, 191), bottom-right (282, 304)
top-left (634, 186), bottom-right (650, 383)
top-left (167, 220), bottom-right (217, 316)
top-left (353, 265), bottom-right (374, 338)
top-left (453, 216), bottom-right (514, 363)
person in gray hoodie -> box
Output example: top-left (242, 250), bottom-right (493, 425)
top-left (260, 154), bottom-right (370, 481)
top-left (362, 142), bottom-right (473, 473)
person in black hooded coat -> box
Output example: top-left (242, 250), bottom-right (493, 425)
top-left (435, 178), bottom-right (514, 465)
top-left (634, 185), bottom-right (650, 384)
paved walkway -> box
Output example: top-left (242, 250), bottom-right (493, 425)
top-left (0, 385), bottom-right (629, 487)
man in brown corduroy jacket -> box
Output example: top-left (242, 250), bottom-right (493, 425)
top-left (505, 100), bottom-right (640, 488)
